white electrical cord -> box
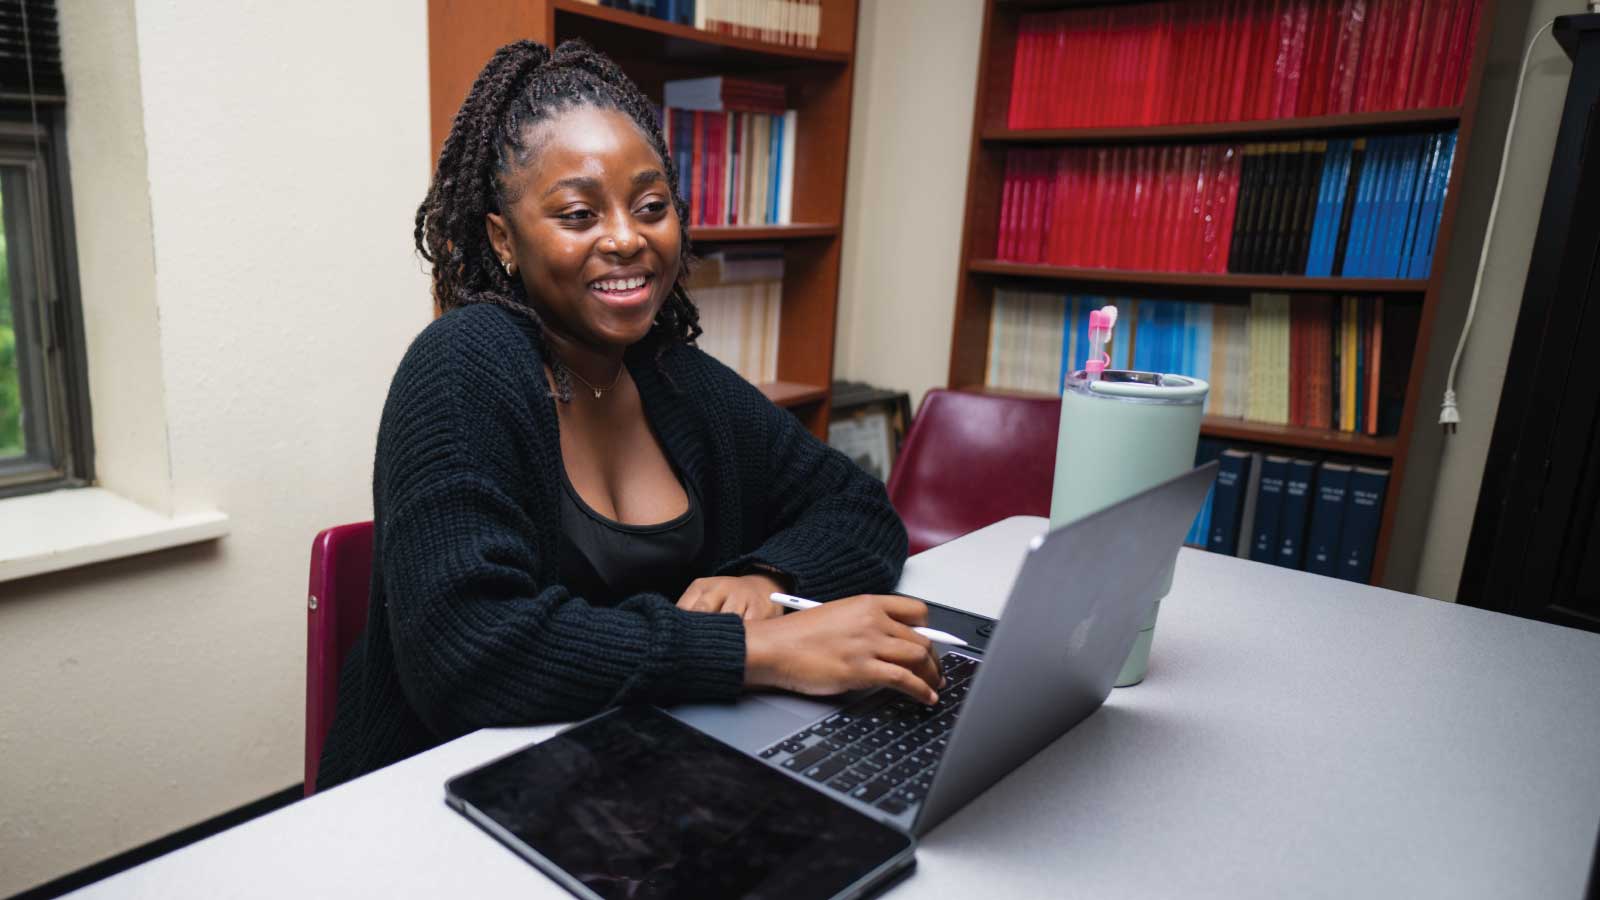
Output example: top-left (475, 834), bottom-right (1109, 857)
top-left (1439, 17), bottom-right (1559, 433)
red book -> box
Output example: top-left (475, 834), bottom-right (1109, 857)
top-left (1033, 15), bottom-right (1058, 128)
top-left (1046, 150), bottom-right (1068, 265)
top-left (1333, 0), bottom-right (1365, 113)
top-left (1032, 150), bottom-right (1053, 263)
top-left (1096, 148), bottom-right (1125, 266)
top-left (1017, 15), bottom-right (1040, 128)
top-left (1353, 0), bottom-right (1384, 112)
top-left (998, 154), bottom-right (1016, 259)
top-left (1433, 0), bottom-right (1469, 108)
top-left (1208, 145), bottom-right (1239, 273)
top-left (1276, 0), bottom-right (1308, 119)
top-left (1161, 3), bottom-right (1188, 125)
top-left (1114, 9), bottom-right (1140, 126)
top-left (1267, 0), bottom-right (1295, 118)
top-left (1225, 0), bottom-right (1255, 121)
top-left (1250, 0), bottom-right (1277, 121)
top-left (1365, 0), bottom-right (1401, 112)
top-left (1015, 154), bottom-right (1036, 262)
top-left (1411, 0), bottom-right (1449, 109)
top-left (1366, 297), bottom-right (1384, 433)
top-left (1389, 0), bottom-right (1425, 110)
top-left (1045, 12), bottom-right (1068, 129)
top-left (690, 111), bottom-right (705, 226)
top-left (1203, 3), bottom-right (1228, 123)
top-left (1165, 145), bottom-right (1195, 270)
top-left (1057, 150), bottom-right (1081, 265)
top-left (1301, 0), bottom-right (1334, 116)
top-left (1008, 16), bottom-right (1032, 128)
top-left (1441, 0), bottom-right (1479, 106)
top-left (1142, 145), bottom-right (1162, 269)
top-left (1182, 145), bottom-right (1208, 271)
top-left (1068, 10), bottom-right (1095, 126)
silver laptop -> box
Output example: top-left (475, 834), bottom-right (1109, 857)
top-left (666, 462), bottom-right (1217, 837)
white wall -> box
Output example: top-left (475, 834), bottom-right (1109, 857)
top-left (836, 0), bottom-right (984, 410)
top-left (0, 0), bottom-right (431, 892)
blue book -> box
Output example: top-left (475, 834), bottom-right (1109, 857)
top-left (1303, 141), bottom-right (1339, 277)
top-left (1305, 463), bottom-right (1353, 575)
top-left (1397, 134), bottom-right (1439, 279)
top-left (1411, 131), bottom-right (1457, 278)
top-left (1404, 134), bottom-right (1442, 278)
top-left (672, 110), bottom-right (692, 205)
top-left (1364, 138), bottom-right (1399, 279)
top-left (1310, 139), bottom-right (1352, 277)
top-left (1207, 450), bottom-right (1254, 554)
top-left (1336, 466), bottom-right (1390, 583)
top-left (1186, 302), bottom-right (1213, 384)
top-left (1110, 298), bottom-right (1133, 368)
top-left (1386, 135), bottom-right (1427, 278)
top-left (1248, 455), bottom-right (1291, 563)
top-left (1134, 300), bottom-right (1163, 372)
top-left (1058, 295), bottom-right (1080, 391)
top-left (1185, 438), bottom-right (1228, 546)
top-left (1277, 458), bottom-right (1318, 569)
top-left (679, 0), bottom-right (694, 25)
top-left (769, 113), bottom-right (783, 223)
top-left (1340, 140), bottom-right (1382, 276)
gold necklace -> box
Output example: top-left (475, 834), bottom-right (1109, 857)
top-left (562, 360), bottom-right (625, 399)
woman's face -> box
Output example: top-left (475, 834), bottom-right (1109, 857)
top-left (487, 105), bottom-right (682, 351)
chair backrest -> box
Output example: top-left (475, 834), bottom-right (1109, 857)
top-left (886, 389), bottom-right (1061, 556)
top-left (305, 520), bottom-right (373, 796)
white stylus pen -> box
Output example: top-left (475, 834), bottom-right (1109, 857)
top-left (768, 592), bottom-right (971, 647)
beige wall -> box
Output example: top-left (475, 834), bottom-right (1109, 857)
top-left (0, 0), bottom-right (431, 893)
top-left (1400, 0), bottom-right (1578, 600)
top-left (836, 0), bottom-right (984, 410)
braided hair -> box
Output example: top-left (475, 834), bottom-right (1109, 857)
top-left (415, 39), bottom-right (701, 366)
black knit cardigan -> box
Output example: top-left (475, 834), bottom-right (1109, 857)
top-left (316, 303), bottom-right (908, 788)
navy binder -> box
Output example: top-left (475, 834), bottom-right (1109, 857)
top-left (1276, 458), bottom-right (1318, 570)
top-left (1249, 456), bottom-right (1291, 563)
top-left (1305, 462), bottom-right (1353, 576)
top-left (1207, 450), bottom-right (1254, 555)
top-left (1336, 466), bottom-right (1390, 583)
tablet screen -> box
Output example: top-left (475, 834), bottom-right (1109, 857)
top-left (447, 705), bottom-right (914, 900)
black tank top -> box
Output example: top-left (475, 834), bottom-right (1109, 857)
top-left (557, 469), bottom-right (705, 605)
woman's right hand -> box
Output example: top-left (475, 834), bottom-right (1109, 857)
top-left (743, 594), bottom-right (945, 705)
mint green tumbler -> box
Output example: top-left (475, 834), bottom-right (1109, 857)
top-left (1050, 369), bottom-right (1208, 686)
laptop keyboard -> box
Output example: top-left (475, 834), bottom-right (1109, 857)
top-left (758, 652), bottom-right (980, 817)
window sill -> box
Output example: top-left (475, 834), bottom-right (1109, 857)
top-left (0, 487), bottom-right (229, 583)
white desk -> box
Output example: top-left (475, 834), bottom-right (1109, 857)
top-left (71, 517), bottom-right (1600, 899)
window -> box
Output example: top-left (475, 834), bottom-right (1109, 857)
top-left (0, 0), bottom-right (91, 499)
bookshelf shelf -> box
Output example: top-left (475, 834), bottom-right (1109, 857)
top-left (966, 260), bottom-right (1429, 294)
top-left (552, 0), bottom-right (851, 66)
top-left (959, 386), bottom-right (1397, 457)
top-left (760, 381), bottom-right (829, 407)
top-left (981, 107), bottom-right (1463, 146)
top-left (691, 223), bottom-right (840, 242)
top-left (951, 0), bottom-right (1500, 585)
top-left (428, 0), bottom-right (859, 440)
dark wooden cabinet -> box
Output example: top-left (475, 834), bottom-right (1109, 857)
top-left (1459, 14), bottom-right (1600, 634)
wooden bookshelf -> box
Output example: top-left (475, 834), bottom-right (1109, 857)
top-left (982, 107), bottom-right (1464, 145)
top-left (966, 259), bottom-right (1429, 294)
top-left (961, 385), bottom-right (1398, 457)
top-left (427, 0), bottom-right (859, 439)
top-left (949, 0), bottom-right (1499, 585)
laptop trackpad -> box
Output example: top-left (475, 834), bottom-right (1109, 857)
top-left (666, 692), bottom-right (840, 753)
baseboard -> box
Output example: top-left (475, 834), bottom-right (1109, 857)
top-left (7, 784), bottom-right (302, 900)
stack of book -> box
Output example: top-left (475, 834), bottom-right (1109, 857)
top-left (662, 77), bottom-right (797, 227)
top-left (1008, 0), bottom-right (1485, 129)
top-left (577, 0), bottom-right (822, 48)
top-left (984, 289), bottom-right (1415, 436)
top-left (994, 127), bottom-right (1456, 278)
top-left (687, 248), bottom-right (783, 384)
top-left (1184, 444), bottom-right (1389, 584)
top-left (997, 144), bottom-right (1242, 273)
top-left (1230, 132), bottom-right (1458, 277)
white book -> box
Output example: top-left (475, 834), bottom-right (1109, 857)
top-left (777, 109), bottom-right (797, 224)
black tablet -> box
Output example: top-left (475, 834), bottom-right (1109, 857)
top-left (445, 705), bottom-right (916, 900)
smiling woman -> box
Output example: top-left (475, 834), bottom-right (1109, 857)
top-left (316, 41), bottom-right (936, 789)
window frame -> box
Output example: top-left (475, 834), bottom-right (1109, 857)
top-left (0, 106), bottom-right (92, 499)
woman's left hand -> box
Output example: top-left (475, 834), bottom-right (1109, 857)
top-left (677, 573), bottom-right (787, 621)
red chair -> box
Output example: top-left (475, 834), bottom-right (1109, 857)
top-left (305, 521), bottom-right (373, 796)
top-left (886, 389), bottom-right (1061, 556)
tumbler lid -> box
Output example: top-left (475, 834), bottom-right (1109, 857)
top-left (1065, 369), bottom-right (1209, 404)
